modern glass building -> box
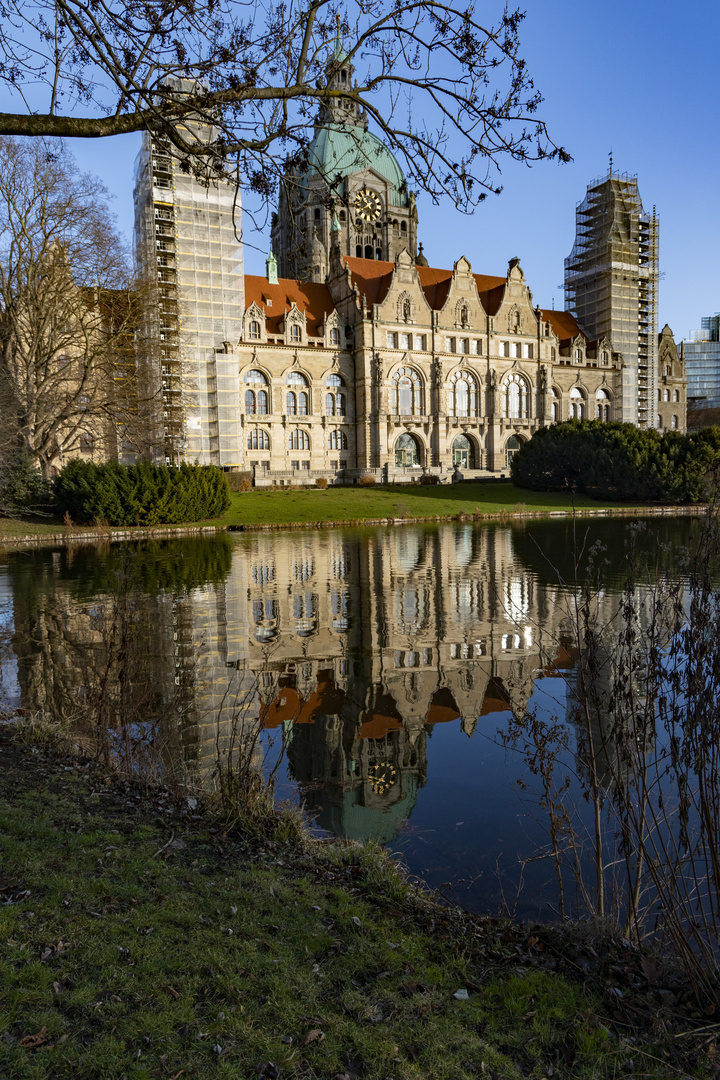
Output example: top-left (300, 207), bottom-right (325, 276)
top-left (683, 315), bottom-right (720, 408)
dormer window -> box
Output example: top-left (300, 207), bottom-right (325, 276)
top-left (330, 327), bottom-right (339, 345)
top-left (249, 320), bottom-right (260, 340)
top-left (291, 323), bottom-right (301, 343)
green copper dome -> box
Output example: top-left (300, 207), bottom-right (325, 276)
top-left (306, 124), bottom-right (408, 207)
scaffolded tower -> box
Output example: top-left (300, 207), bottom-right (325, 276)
top-left (133, 82), bottom-right (245, 465)
top-left (564, 171), bottom-right (659, 427)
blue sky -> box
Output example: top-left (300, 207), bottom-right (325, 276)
top-left (18, 0), bottom-right (720, 338)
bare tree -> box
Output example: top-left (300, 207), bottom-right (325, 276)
top-left (0, 0), bottom-right (569, 220)
top-left (0, 136), bottom-right (149, 476)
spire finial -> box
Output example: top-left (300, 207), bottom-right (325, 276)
top-left (609, 149), bottom-right (613, 177)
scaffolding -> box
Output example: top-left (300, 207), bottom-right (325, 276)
top-left (564, 171), bottom-right (659, 427)
top-left (133, 87), bottom-right (245, 466)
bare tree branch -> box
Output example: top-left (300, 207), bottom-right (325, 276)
top-left (0, 0), bottom-right (570, 217)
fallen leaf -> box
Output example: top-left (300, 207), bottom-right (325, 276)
top-left (164, 985), bottom-right (180, 999)
top-left (408, 1045), bottom-right (418, 1061)
top-left (21, 1027), bottom-right (50, 1048)
top-left (351, 916), bottom-right (362, 928)
top-left (302, 1029), bottom-right (325, 1046)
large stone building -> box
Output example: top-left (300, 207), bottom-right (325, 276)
top-left (132, 46), bottom-right (686, 479)
top-left (237, 246), bottom-right (623, 483)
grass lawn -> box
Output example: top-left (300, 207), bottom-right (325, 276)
top-left (0, 483), bottom-right (670, 543)
top-left (215, 482), bottom-right (635, 528)
top-left (0, 726), bottom-right (704, 1080)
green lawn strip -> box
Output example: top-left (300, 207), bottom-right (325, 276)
top-left (0, 484), bottom-right (676, 542)
top-left (0, 736), bottom-right (698, 1080)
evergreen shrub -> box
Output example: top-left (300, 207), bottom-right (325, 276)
top-left (53, 460), bottom-right (230, 526)
top-left (511, 420), bottom-right (720, 503)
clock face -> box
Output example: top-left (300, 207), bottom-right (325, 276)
top-left (354, 187), bottom-right (382, 222)
top-left (368, 761), bottom-right (397, 796)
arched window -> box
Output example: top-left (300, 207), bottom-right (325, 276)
top-left (339, 210), bottom-right (346, 222)
top-left (328, 429), bottom-right (347, 450)
top-left (330, 327), bottom-right (339, 345)
top-left (658, 415), bottom-right (663, 428)
top-left (245, 389), bottom-right (256, 414)
top-left (658, 389), bottom-right (662, 402)
top-left (401, 221), bottom-right (407, 233)
top-left (249, 320), bottom-right (260, 340)
top-left (452, 433), bottom-right (476, 469)
top-left (595, 388), bottom-right (611, 421)
top-left (286, 391), bottom-right (297, 415)
top-left (257, 389), bottom-right (268, 415)
top-left (288, 429), bottom-right (310, 450)
top-left (671, 415), bottom-right (679, 430)
top-left (290, 323), bottom-right (302, 342)
top-left (601, 351), bottom-right (609, 365)
top-left (364, 245), bottom-right (373, 259)
top-left (663, 388), bottom-right (670, 402)
top-left (551, 347), bottom-right (556, 362)
top-left (390, 367), bottom-right (423, 416)
top-left (287, 371), bottom-right (308, 386)
top-left (247, 428), bottom-right (270, 450)
top-left (244, 369), bottom-right (268, 384)
top-left (449, 371), bottom-right (478, 417)
top-left (570, 386), bottom-right (585, 419)
top-left (325, 374), bottom-right (346, 416)
top-left (297, 391), bottom-right (309, 416)
top-left (551, 388), bottom-right (560, 422)
top-left (80, 432), bottom-right (94, 453)
top-left (395, 431), bottom-right (421, 467)
top-left (314, 207), bottom-right (321, 220)
top-left (505, 434), bottom-right (523, 468)
top-left (503, 373), bottom-right (529, 419)
top-left (673, 389), bottom-right (680, 402)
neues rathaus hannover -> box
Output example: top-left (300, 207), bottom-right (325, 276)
top-left (132, 36), bottom-right (687, 482)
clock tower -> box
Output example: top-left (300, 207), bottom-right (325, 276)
top-left (272, 23), bottom-right (419, 281)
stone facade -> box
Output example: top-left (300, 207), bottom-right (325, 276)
top-left (656, 324), bottom-right (687, 432)
top-left (232, 247), bottom-right (625, 483)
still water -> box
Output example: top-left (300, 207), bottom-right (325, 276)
top-left (0, 515), bottom-right (701, 920)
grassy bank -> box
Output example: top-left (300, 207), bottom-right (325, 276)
top-left (0, 725), bottom-right (709, 1079)
top-left (0, 483), bottom-right (664, 543)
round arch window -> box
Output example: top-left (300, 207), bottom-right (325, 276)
top-left (395, 431), bottom-right (422, 468)
top-left (452, 433), bottom-right (476, 469)
top-left (505, 434), bottom-right (524, 468)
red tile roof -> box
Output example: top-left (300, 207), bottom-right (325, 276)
top-left (244, 275), bottom-right (335, 336)
top-left (540, 309), bottom-right (586, 344)
top-left (342, 256), bottom-right (506, 314)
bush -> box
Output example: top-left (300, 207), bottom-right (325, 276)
top-left (315, 476), bottom-right (328, 489)
top-left (0, 451), bottom-right (52, 517)
top-left (419, 473), bottom-right (439, 485)
top-left (358, 474), bottom-right (376, 487)
top-left (511, 420), bottom-right (720, 504)
top-left (53, 460), bottom-right (231, 526)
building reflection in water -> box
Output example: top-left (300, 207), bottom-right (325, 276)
top-left (8, 523), bottom-right (623, 844)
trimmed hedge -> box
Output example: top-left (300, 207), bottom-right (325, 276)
top-left (53, 460), bottom-right (231, 526)
top-left (511, 420), bottom-right (720, 503)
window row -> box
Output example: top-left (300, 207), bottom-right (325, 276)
top-left (658, 415), bottom-right (680, 429)
top-left (248, 320), bottom-right (340, 345)
top-left (245, 390), bottom-right (346, 416)
top-left (659, 388), bottom-right (681, 402)
top-left (246, 428), bottom-right (348, 451)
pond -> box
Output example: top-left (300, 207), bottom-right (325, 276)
top-left (0, 514), bottom-right (705, 922)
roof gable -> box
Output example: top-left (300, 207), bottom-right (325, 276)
top-left (244, 275), bottom-right (335, 336)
